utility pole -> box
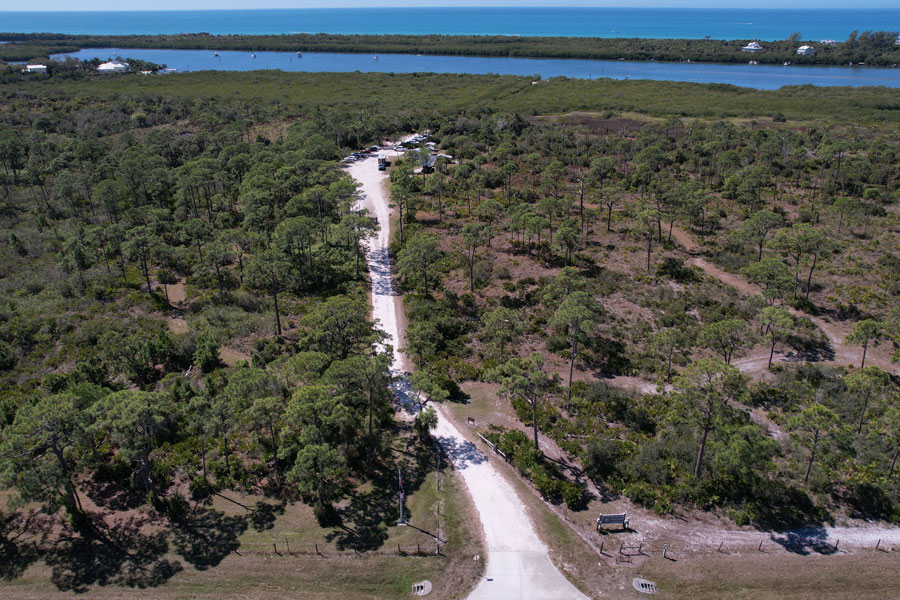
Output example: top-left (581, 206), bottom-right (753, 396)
top-left (398, 467), bottom-right (406, 525)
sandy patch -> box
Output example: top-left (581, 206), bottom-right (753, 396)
top-left (167, 317), bottom-right (188, 335)
top-left (219, 346), bottom-right (251, 367)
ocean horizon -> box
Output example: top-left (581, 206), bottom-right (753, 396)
top-left (3, 7), bottom-right (900, 41)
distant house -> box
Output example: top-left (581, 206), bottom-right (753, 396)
top-left (741, 42), bottom-right (763, 53)
top-left (895, 37), bottom-right (900, 46)
top-left (98, 61), bottom-right (130, 73)
top-left (821, 39), bottom-right (837, 45)
top-left (25, 64), bottom-right (47, 73)
top-left (797, 45), bottom-right (815, 56)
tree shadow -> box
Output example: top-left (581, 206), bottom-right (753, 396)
top-left (43, 515), bottom-right (182, 593)
top-left (83, 470), bottom-right (148, 512)
top-left (769, 527), bottom-right (837, 555)
top-left (170, 506), bottom-right (248, 570)
top-left (785, 333), bottom-right (835, 363)
top-left (435, 435), bottom-right (487, 470)
top-left (0, 512), bottom-right (41, 581)
top-left (325, 441), bottom-right (434, 553)
top-left (248, 500), bottom-right (285, 533)
top-left (324, 464), bottom-right (395, 552)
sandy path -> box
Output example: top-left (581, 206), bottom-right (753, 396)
top-left (668, 223), bottom-right (895, 375)
top-left (348, 146), bottom-right (590, 600)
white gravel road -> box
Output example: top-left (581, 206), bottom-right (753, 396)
top-left (348, 147), bottom-right (591, 600)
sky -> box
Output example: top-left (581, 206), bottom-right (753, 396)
top-left (5, 1), bottom-right (900, 11)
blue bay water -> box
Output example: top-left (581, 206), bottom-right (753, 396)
top-left (52, 48), bottom-right (900, 90)
top-left (5, 8), bottom-right (900, 40)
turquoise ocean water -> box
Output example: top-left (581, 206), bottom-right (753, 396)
top-left (3, 8), bottom-right (900, 40)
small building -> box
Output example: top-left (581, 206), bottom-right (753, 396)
top-left (741, 41), bottom-right (763, 53)
top-left (821, 39), bottom-right (837, 45)
top-left (25, 64), bottom-right (47, 73)
top-left (895, 37), bottom-right (900, 46)
top-left (98, 61), bottom-right (130, 73)
top-left (797, 45), bottom-right (815, 56)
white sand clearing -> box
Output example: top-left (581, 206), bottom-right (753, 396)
top-left (348, 145), bottom-right (591, 600)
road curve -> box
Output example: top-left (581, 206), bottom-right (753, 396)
top-left (347, 149), bottom-right (591, 600)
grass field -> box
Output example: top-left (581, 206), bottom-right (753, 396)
top-left (641, 552), bottom-right (900, 600)
top-left (0, 449), bottom-right (483, 600)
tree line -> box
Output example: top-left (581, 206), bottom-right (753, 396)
top-left (2, 30), bottom-right (900, 66)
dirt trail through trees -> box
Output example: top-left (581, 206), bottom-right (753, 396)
top-left (668, 223), bottom-right (895, 375)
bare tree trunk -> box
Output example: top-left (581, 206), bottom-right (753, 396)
top-left (694, 426), bottom-right (710, 478)
top-left (804, 430), bottom-right (819, 484)
top-left (272, 288), bottom-right (282, 336)
top-left (567, 333), bottom-right (577, 413)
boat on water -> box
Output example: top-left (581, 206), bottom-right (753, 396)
top-left (296, 52), bottom-right (302, 57)
top-left (251, 54), bottom-right (256, 58)
top-left (749, 60), bottom-right (759, 65)
top-left (213, 52), bottom-right (219, 57)
top-left (374, 56), bottom-right (378, 60)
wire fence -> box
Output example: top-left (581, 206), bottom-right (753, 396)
top-left (594, 536), bottom-right (898, 563)
top-left (242, 539), bottom-right (444, 558)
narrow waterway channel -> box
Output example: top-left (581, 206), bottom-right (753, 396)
top-left (52, 47), bottom-right (900, 90)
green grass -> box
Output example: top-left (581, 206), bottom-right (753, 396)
top-left (641, 552), bottom-right (900, 600)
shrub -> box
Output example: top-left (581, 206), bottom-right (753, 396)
top-left (656, 257), bottom-right (698, 282)
top-left (561, 481), bottom-right (585, 510)
top-left (194, 334), bottom-right (221, 373)
top-left (189, 476), bottom-right (216, 501)
top-left (584, 438), bottom-right (621, 481)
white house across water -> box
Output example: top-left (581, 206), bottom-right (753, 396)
top-left (742, 41), bottom-right (763, 53)
top-left (797, 45), bottom-right (815, 56)
top-left (98, 61), bottom-right (130, 73)
top-left (25, 64), bottom-right (47, 73)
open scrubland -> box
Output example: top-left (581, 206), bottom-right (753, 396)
top-left (1, 70), bottom-right (900, 597)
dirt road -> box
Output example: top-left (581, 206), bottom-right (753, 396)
top-left (668, 223), bottom-right (895, 375)
top-left (348, 148), bottom-right (590, 600)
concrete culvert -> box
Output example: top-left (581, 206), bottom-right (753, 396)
top-left (411, 580), bottom-right (433, 596)
top-left (633, 577), bottom-right (658, 594)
